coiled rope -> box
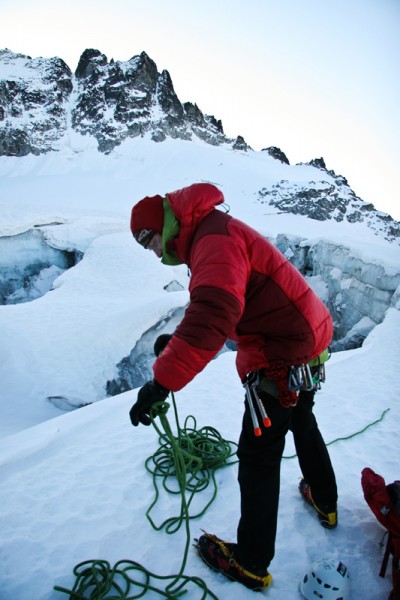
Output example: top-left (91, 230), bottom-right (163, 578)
top-left (54, 395), bottom-right (390, 598)
top-left (54, 393), bottom-right (237, 599)
top-left (145, 398), bottom-right (237, 534)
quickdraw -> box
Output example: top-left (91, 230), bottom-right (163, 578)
top-left (288, 361), bottom-right (326, 392)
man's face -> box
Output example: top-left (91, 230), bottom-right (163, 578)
top-left (146, 233), bottom-right (162, 258)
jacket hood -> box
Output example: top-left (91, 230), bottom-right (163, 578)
top-left (165, 183), bottom-right (224, 263)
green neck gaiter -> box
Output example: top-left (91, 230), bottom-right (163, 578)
top-left (161, 198), bottom-right (182, 266)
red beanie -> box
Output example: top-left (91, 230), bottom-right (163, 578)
top-left (130, 195), bottom-right (164, 245)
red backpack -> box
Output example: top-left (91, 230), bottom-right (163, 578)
top-left (361, 468), bottom-right (400, 600)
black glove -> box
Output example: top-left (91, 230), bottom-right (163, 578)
top-left (129, 379), bottom-right (170, 426)
top-left (154, 334), bottom-right (172, 357)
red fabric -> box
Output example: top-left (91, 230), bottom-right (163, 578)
top-left (153, 182), bottom-right (333, 392)
top-left (165, 182), bottom-right (225, 264)
top-left (130, 194), bottom-right (164, 236)
top-left (361, 468), bottom-right (400, 539)
top-left (361, 468), bottom-right (400, 600)
top-left (153, 335), bottom-right (217, 392)
top-left (263, 365), bottom-right (299, 407)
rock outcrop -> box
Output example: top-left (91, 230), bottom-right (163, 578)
top-left (0, 48), bottom-right (245, 155)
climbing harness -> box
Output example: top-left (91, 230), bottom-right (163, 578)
top-left (54, 392), bottom-right (237, 599)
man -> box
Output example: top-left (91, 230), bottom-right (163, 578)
top-left (129, 182), bottom-right (337, 592)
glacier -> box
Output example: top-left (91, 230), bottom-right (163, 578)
top-left (0, 129), bottom-right (399, 437)
top-left (2, 222), bottom-right (398, 349)
top-left (0, 56), bottom-right (399, 600)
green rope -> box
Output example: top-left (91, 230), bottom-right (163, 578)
top-left (143, 393), bottom-right (237, 596)
top-left (54, 393), bottom-right (237, 599)
top-left (53, 558), bottom-right (218, 599)
top-left (283, 407), bottom-right (391, 459)
top-left (145, 398), bottom-right (237, 534)
top-left (54, 393), bottom-right (390, 598)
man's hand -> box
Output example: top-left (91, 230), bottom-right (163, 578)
top-left (129, 379), bottom-right (170, 426)
top-left (154, 334), bottom-right (172, 357)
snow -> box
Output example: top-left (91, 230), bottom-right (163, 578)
top-left (0, 136), bottom-right (399, 599)
top-left (0, 52), bottom-right (38, 80)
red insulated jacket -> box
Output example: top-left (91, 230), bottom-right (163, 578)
top-left (153, 183), bottom-right (333, 391)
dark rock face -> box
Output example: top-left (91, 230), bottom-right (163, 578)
top-left (262, 146), bottom-right (290, 164)
top-left (0, 48), bottom-right (241, 155)
top-left (258, 157), bottom-right (400, 242)
top-left (75, 49), bottom-right (108, 79)
top-left (233, 135), bottom-right (251, 151)
top-left (0, 49), bottom-right (72, 155)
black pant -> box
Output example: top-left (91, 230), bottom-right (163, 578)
top-left (236, 388), bottom-right (337, 569)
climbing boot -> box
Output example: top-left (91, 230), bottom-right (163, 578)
top-left (195, 531), bottom-right (272, 592)
top-left (299, 479), bottom-right (338, 529)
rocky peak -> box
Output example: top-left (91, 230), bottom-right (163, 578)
top-left (233, 135), bottom-right (251, 151)
top-left (258, 157), bottom-right (400, 243)
top-left (156, 69), bottom-right (183, 118)
top-left (0, 48), bottom-right (398, 243)
top-left (131, 51), bottom-right (159, 93)
top-left (0, 48), bottom-right (240, 155)
top-left (0, 49), bottom-right (72, 156)
top-left (305, 156), bottom-right (349, 186)
top-left (307, 156), bottom-right (327, 170)
top-left (261, 146), bottom-right (290, 164)
top-left (183, 102), bottom-right (205, 125)
top-left (75, 49), bottom-right (108, 79)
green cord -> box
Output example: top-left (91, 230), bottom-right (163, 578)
top-left (145, 393), bottom-right (237, 596)
top-left (53, 558), bottom-right (219, 599)
top-left (54, 396), bottom-right (390, 598)
top-left (283, 407), bottom-right (391, 459)
top-left (54, 393), bottom-right (237, 599)
top-left (146, 403), bottom-right (237, 534)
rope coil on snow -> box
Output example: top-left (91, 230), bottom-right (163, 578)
top-left (54, 393), bottom-right (237, 599)
top-left (54, 394), bottom-right (390, 598)
top-left (145, 405), bottom-right (237, 534)
top-left (53, 558), bottom-right (218, 599)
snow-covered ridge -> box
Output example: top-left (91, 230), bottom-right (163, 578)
top-left (1, 47), bottom-right (399, 243)
top-left (258, 157), bottom-right (400, 243)
top-left (0, 48), bottom-right (246, 156)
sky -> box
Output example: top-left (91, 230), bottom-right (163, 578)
top-left (1, 0), bottom-right (400, 219)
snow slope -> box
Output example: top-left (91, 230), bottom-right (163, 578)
top-left (1, 135), bottom-right (399, 599)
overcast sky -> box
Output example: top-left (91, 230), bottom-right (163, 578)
top-left (2, 0), bottom-right (399, 219)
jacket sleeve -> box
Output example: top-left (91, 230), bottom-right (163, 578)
top-left (153, 233), bottom-right (250, 391)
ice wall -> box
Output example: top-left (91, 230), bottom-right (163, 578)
top-left (276, 235), bottom-right (400, 350)
top-left (1, 228), bottom-right (399, 397)
top-left (0, 229), bottom-right (80, 304)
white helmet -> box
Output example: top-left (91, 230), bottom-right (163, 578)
top-left (300, 557), bottom-right (350, 600)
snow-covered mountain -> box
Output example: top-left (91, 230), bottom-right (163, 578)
top-left (0, 48), bottom-right (246, 156)
top-left (1, 47), bottom-right (399, 243)
top-left (0, 48), bottom-right (400, 600)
